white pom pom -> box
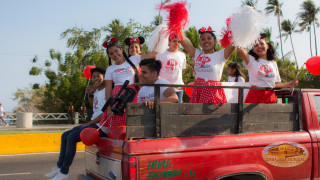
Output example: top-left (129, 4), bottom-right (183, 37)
top-left (147, 24), bottom-right (169, 53)
top-left (230, 6), bottom-right (267, 48)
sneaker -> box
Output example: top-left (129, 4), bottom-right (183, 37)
top-left (45, 166), bottom-right (60, 178)
top-left (51, 172), bottom-right (69, 180)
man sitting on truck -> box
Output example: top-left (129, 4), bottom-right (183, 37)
top-left (138, 59), bottom-right (179, 109)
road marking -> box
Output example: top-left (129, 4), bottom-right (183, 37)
top-left (0, 172), bottom-right (31, 176)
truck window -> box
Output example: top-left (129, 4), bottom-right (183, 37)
top-left (314, 96), bottom-right (320, 124)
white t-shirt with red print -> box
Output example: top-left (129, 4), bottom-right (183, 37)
top-left (193, 49), bottom-right (228, 81)
top-left (228, 76), bottom-right (245, 82)
top-left (91, 88), bottom-right (106, 127)
top-left (243, 55), bottom-right (281, 88)
top-left (138, 79), bottom-right (170, 103)
top-left (156, 51), bottom-right (186, 86)
top-left (104, 56), bottom-right (140, 86)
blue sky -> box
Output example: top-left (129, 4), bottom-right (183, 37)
top-left (1, 0), bottom-right (319, 112)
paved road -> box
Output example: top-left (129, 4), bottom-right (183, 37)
top-left (0, 151), bottom-right (85, 180)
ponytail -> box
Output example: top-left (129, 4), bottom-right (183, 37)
top-left (123, 52), bottom-right (141, 90)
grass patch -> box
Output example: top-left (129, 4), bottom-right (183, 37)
top-left (0, 131), bottom-right (64, 135)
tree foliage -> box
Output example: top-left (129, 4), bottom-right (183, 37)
top-left (24, 18), bottom-right (157, 112)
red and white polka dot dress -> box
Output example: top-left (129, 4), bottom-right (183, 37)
top-left (190, 78), bottom-right (227, 108)
top-left (100, 84), bottom-right (138, 131)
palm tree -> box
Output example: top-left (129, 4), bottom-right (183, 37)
top-left (242, 0), bottom-right (258, 9)
top-left (265, 0), bottom-right (284, 60)
top-left (281, 20), bottom-right (298, 68)
top-left (263, 27), bottom-right (272, 42)
top-left (297, 0), bottom-right (320, 56)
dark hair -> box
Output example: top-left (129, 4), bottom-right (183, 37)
top-left (91, 67), bottom-right (106, 76)
top-left (198, 29), bottom-right (217, 51)
top-left (248, 35), bottom-right (276, 61)
top-left (228, 62), bottom-right (246, 82)
top-left (139, 59), bottom-right (162, 76)
top-left (106, 43), bottom-right (141, 88)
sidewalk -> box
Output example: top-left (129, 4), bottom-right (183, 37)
top-left (0, 124), bottom-right (78, 131)
top-left (0, 124), bottom-right (85, 155)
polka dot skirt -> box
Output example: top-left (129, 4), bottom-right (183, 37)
top-left (100, 84), bottom-right (138, 131)
top-left (190, 78), bottom-right (227, 108)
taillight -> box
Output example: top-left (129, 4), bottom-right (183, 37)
top-left (129, 157), bottom-right (137, 180)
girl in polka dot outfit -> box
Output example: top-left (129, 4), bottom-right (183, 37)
top-left (100, 38), bottom-right (140, 134)
top-left (180, 27), bottom-right (235, 107)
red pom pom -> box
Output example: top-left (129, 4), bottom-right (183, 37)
top-left (219, 17), bottom-right (233, 48)
top-left (207, 26), bottom-right (213, 32)
top-left (158, 1), bottom-right (190, 40)
top-left (102, 42), bottom-right (108, 48)
top-left (226, 17), bottom-right (232, 28)
top-left (110, 37), bottom-right (117, 44)
top-left (220, 28), bottom-right (233, 48)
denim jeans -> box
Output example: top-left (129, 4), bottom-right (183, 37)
top-left (176, 91), bottom-right (184, 103)
top-left (57, 124), bottom-right (100, 174)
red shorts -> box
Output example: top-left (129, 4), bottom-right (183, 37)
top-left (100, 84), bottom-right (138, 131)
top-left (190, 78), bottom-right (227, 107)
top-left (245, 89), bottom-right (277, 103)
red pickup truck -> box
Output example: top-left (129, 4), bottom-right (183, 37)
top-left (78, 86), bottom-right (320, 180)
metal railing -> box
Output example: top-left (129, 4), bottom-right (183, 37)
top-left (135, 83), bottom-right (302, 138)
top-left (5, 113), bottom-right (70, 121)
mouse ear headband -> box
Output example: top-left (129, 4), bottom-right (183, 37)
top-left (102, 37), bottom-right (117, 48)
top-left (198, 26), bottom-right (214, 34)
top-left (124, 37), bottom-right (145, 46)
top-left (198, 26), bottom-right (216, 39)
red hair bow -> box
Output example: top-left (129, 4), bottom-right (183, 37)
top-left (102, 37), bottom-right (117, 48)
top-left (199, 26), bottom-right (213, 33)
top-left (130, 38), bottom-right (140, 44)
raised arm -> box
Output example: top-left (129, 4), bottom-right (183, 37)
top-left (237, 47), bottom-right (250, 65)
top-left (224, 43), bottom-right (236, 60)
top-left (141, 52), bottom-right (158, 60)
top-left (180, 32), bottom-right (196, 58)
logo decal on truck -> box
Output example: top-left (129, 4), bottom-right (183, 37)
top-left (145, 159), bottom-right (196, 180)
top-left (262, 142), bottom-right (309, 168)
